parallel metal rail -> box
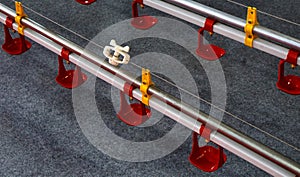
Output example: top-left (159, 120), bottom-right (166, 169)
top-left (144, 0), bottom-right (300, 64)
top-left (162, 0), bottom-right (300, 51)
top-left (0, 2), bottom-right (299, 176)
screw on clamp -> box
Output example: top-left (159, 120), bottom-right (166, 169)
top-left (15, 1), bottom-right (27, 36)
top-left (140, 68), bottom-right (154, 106)
top-left (103, 40), bottom-right (131, 66)
top-left (244, 7), bottom-right (259, 48)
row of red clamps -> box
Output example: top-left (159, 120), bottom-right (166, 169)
top-left (131, 0), bottom-right (300, 95)
top-left (117, 82), bottom-right (227, 172)
top-left (1, 2), bottom-right (227, 173)
top-left (2, 17), bottom-right (87, 89)
top-left (131, 0), bottom-right (225, 60)
top-left (1, 1), bottom-right (299, 173)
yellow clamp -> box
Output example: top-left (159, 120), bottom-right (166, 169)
top-left (15, 1), bottom-right (27, 35)
top-left (244, 7), bottom-right (258, 48)
top-left (140, 68), bottom-right (154, 106)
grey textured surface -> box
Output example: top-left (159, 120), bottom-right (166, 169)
top-left (0, 0), bottom-right (299, 176)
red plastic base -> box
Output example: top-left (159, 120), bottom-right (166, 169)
top-left (56, 70), bottom-right (87, 89)
top-left (117, 103), bottom-right (151, 126)
top-left (277, 75), bottom-right (300, 95)
top-left (189, 145), bottom-right (227, 172)
top-left (196, 44), bottom-right (226, 61)
top-left (277, 58), bottom-right (300, 95)
top-left (117, 91), bottom-right (151, 126)
top-left (131, 16), bottom-right (158, 30)
top-left (2, 38), bottom-right (31, 55)
top-left (189, 132), bottom-right (226, 172)
top-left (76, 0), bottom-right (96, 5)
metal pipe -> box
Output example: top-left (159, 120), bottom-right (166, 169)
top-left (211, 133), bottom-right (295, 177)
top-left (0, 3), bottom-right (299, 175)
top-left (160, 0), bottom-right (300, 51)
top-left (142, 1), bottom-right (300, 173)
top-left (144, 0), bottom-right (300, 65)
top-left (0, 12), bottom-right (295, 176)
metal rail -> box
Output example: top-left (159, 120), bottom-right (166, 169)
top-left (0, 2), bottom-right (299, 176)
top-left (144, 0), bottom-right (300, 65)
top-left (161, 0), bottom-right (300, 51)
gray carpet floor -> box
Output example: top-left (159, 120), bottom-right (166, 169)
top-left (0, 0), bottom-right (299, 176)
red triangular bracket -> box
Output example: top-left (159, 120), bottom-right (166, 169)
top-left (2, 17), bottom-right (31, 55)
top-left (117, 83), bottom-right (151, 126)
top-left (55, 48), bottom-right (87, 89)
top-left (189, 125), bottom-right (227, 172)
top-left (196, 18), bottom-right (225, 60)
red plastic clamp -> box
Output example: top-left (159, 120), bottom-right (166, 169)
top-left (199, 124), bottom-right (212, 141)
top-left (123, 82), bottom-right (136, 98)
top-left (285, 49), bottom-right (299, 65)
top-left (203, 18), bottom-right (216, 34)
top-left (5, 17), bottom-right (14, 29)
top-left (61, 47), bottom-right (71, 62)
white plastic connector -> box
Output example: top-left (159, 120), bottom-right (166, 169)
top-left (103, 40), bottom-right (130, 66)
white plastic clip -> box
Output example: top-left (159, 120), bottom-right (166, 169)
top-left (103, 40), bottom-right (130, 66)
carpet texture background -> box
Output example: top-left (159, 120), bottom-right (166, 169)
top-left (0, 0), bottom-right (299, 176)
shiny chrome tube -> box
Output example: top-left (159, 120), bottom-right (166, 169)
top-left (144, 0), bottom-right (300, 65)
top-left (160, 0), bottom-right (300, 51)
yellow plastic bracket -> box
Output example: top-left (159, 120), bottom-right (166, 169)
top-left (15, 1), bottom-right (27, 35)
top-left (140, 68), bottom-right (154, 106)
top-left (244, 7), bottom-right (258, 48)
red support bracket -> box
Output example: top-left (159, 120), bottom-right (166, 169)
top-left (203, 18), bottom-right (215, 34)
top-left (61, 47), bottom-right (71, 62)
top-left (76, 0), bottom-right (96, 5)
top-left (276, 49), bottom-right (300, 95)
top-left (196, 18), bottom-right (225, 61)
top-left (2, 17), bottom-right (31, 55)
top-left (56, 48), bottom-right (87, 89)
top-left (117, 82), bottom-right (151, 126)
top-left (132, 0), bottom-right (144, 18)
top-left (189, 125), bottom-right (227, 172)
top-left (131, 0), bottom-right (158, 30)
